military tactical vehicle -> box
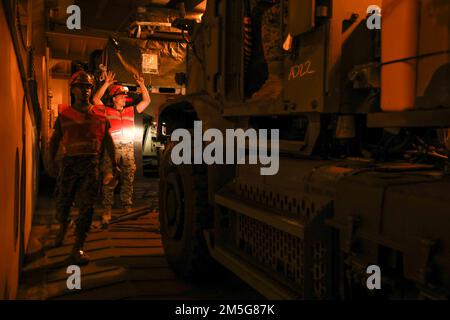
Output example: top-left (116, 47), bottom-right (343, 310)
top-left (157, 0), bottom-right (450, 299)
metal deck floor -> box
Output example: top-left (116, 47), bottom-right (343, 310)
top-left (18, 178), bottom-right (262, 300)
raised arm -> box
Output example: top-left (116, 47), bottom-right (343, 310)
top-left (134, 74), bottom-right (151, 114)
top-left (93, 71), bottom-right (116, 105)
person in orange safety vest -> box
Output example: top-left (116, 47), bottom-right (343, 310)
top-left (93, 71), bottom-right (151, 225)
top-left (49, 70), bottom-right (119, 265)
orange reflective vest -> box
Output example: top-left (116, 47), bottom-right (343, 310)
top-left (58, 104), bottom-right (107, 156)
top-left (105, 106), bottom-right (135, 143)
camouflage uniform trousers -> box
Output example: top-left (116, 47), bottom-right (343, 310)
top-left (102, 141), bottom-right (136, 208)
top-left (251, 0), bottom-right (284, 63)
top-left (55, 156), bottom-right (100, 248)
top-left (261, 0), bottom-right (284, 64)
top-left (247, 0), bottom-right (284, 98)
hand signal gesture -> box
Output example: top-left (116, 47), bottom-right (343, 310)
top-left (134, 74), bottom-right (145, 87)
top-left (104, 71), bottom-right (117, 86)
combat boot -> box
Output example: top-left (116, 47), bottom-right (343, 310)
top-left (101, 207), bottom-right (112, 225)
top-left (251, 61), bottom-right (283, 100)
top-left (69, 228), bottom-right (90, 265)
top-left (68, 248), bottom-right (90, 266)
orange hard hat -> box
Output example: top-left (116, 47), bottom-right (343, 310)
top-left (109, 85), bottom-right (128, 97)
top-left (70, 71), bottom-right (94, 87)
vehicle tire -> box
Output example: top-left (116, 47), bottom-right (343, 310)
top-left (159, 142), bottom-right (215, 279)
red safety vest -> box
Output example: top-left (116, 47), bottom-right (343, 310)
top-left (58, 104), bottom-right (106, 156)
top-left (105, 106), bottom-right (135, 143)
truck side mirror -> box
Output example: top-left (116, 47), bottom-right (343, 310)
top-left (288, 0), bottom-right (315, 36)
